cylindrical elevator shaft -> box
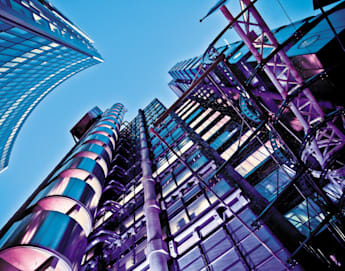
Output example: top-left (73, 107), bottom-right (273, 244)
top-left (0, 103), bottom-right (125, 271)
top-left (138, 109), bottom-right (169, 271)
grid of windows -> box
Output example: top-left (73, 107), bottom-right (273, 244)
top-left (0, 0), bottom-right (102, 171)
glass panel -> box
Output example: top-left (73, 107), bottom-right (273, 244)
top-left (189, 109), bottom-right (212, 129)
top-left (185, 108), bottom-right (203, 124)
top-left (255, 165), bottom-right (295, 201)
top-left (162, 179), bottom-right (176, 197)
top-left (177, 246), bottom-right (204, 270)
top-left (183, 185), bottom-right (199, 202)
top-left (195, 111), bottom-right (221, 134)
top-left (202, 115), bottom-right (231, 141)
top-left (235, 141), bottom-right (272, 177)
top-left (207, 179), bottom-right (232, 204)
top-left (202, 228), bottom-right (233, 262)
top-left (187, 195), bottom-right (209, 220)
top-left (210, 127), bottom-right (239, 150)
top-left (169, 210), bottom-right (189, 235)
top-left (167, 199), bottom-right (183, 217)
top-left (190, 155), bottom-right (208, 172)
top-left (175, 168), bottom-right (192, 185)
top-left (285, 199), bottom-right (325, 236)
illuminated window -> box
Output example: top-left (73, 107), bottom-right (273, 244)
top-left (177, 100), bottom-right (194, 117)
top-left (195, 111), bottom-right (221, 134)
top-left (235, 141), bottom-right (273, 177)
top-left (189, 108), bottom-right (212, 128)
top-left (202, 115), bottom-right (231, 141)
top-left (220, 129), bottom-right (253, 160)
top-left (210, 128), bottom-right (239, 150)
top-left (181, 102), bottom-right (200, 120)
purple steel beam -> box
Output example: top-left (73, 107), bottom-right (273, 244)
top-left (219, 2), bottom-right (345, 169)
top-left (139, 110), bottom-right (169, 271)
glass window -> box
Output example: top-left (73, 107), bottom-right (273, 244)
top-left (255, 165), bottom-right (295, 201)
top-left (207, 179), bottom-right (232, 203)
top-left (202, 115), bottom-right (231, 141)
top-left (210, 127), bottom-right (239, 150)
top-left (162, 179), bottom-right (176, 197)
top-left (202, 228), bottom-right (233, 262)
top-left (122, 215), bottom-right (134, 229)
top-left (220, 129), bottom-right (253, 160)
top-left (183, 185), bottom-right (199, 202)
top-left (235, 141), bottom-right (272, 177)
top-left (8, 27), bottom-right (32, 38)
top-left (175, 168), bottom-right (192, 185)
top-left (0, 31), bottom-right (18, 42)
top-left (167, 199), bottom-right (183, 217)
top-left (181, 103), bottom-right (200, 121)
top-left (190, 108), bottom-right (212, 129)
top-left (167, 120), bottom-right (177, 132)
top-left (177, 246), bottom-right (204, 270)
top-left (177, 100), bottom-right (194, 117)
top-left (195, 111), bottom-right (221, 134)
top-left (185, 108), bottom-right (203, 124)
top-left (171, 127), bottom-right (184, 140)
top-left (187, 195), bottom-right (209, 220)
top-left (170, 210), bottom-right (189, 235)
top-left (285, 199), bottom-right (325, 236)
top-left (190, 155), bottom-right (207, 172)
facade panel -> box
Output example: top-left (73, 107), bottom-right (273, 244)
top-left (0, 0), bottom-right (102, 172)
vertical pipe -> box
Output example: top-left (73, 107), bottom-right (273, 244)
top-left (138, 109), bottom-right (169, 271)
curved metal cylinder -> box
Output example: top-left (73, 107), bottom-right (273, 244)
top-left (27, 176), bottom-right (96, 215)
top-left (0, 210), bottom-right (86, 270)
top-left (0, 103), bottom-right (125, 271)
top-left (69, 142), bottom-right (112, 165)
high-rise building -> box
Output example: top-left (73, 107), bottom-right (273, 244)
top-left (0, 1), bottom-right (345, 271)
top-left (0, 0), bottom-right (102, 172)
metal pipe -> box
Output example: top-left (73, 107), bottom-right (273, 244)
top-left (139, 110), bottom-right (169, 271)
top-left (95, 204), bottom-right (121, 218)
top-left (86, 235), bottom-right (118, 253)
top-left (149, 126), bottom-right (291, 269)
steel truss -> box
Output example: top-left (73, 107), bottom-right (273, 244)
top-left (218, 0), bottom-right (345, 173)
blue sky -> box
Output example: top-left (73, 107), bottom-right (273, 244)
top-left (0, 0), bottom-right (322, 228)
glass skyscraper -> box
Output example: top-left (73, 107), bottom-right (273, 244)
top-left (0, 0), bottom-right (102, 172)
top-left (0, 1), bottom-right (345, 271)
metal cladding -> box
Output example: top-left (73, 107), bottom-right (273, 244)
top-left (0, 103), bottom-right (125, 270)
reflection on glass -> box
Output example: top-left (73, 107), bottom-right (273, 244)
top-left (255, 165), bottom-right (294, 201)
top-left (177, 246), bottom-right (204, 270)
top-left (162, 180), bottom-right (176, 197)
top-left (169, 210), bottom-right (189, 235)
top-left (167, 199), bottom-right (183, 217)
top-left (207, 179), bottom-right (232, 204)
top-left (285, 199), bottom-right (325, 236)
top-left (187, 195), bottom-right (209, 220)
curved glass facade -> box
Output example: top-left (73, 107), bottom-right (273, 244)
top-left (0, 0), bottom-right (103, 172)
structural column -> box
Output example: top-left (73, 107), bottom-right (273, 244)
top-left (0, 103), bottom-right (125, 271)
top-left (138, 109), bottom-right (169, 271)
